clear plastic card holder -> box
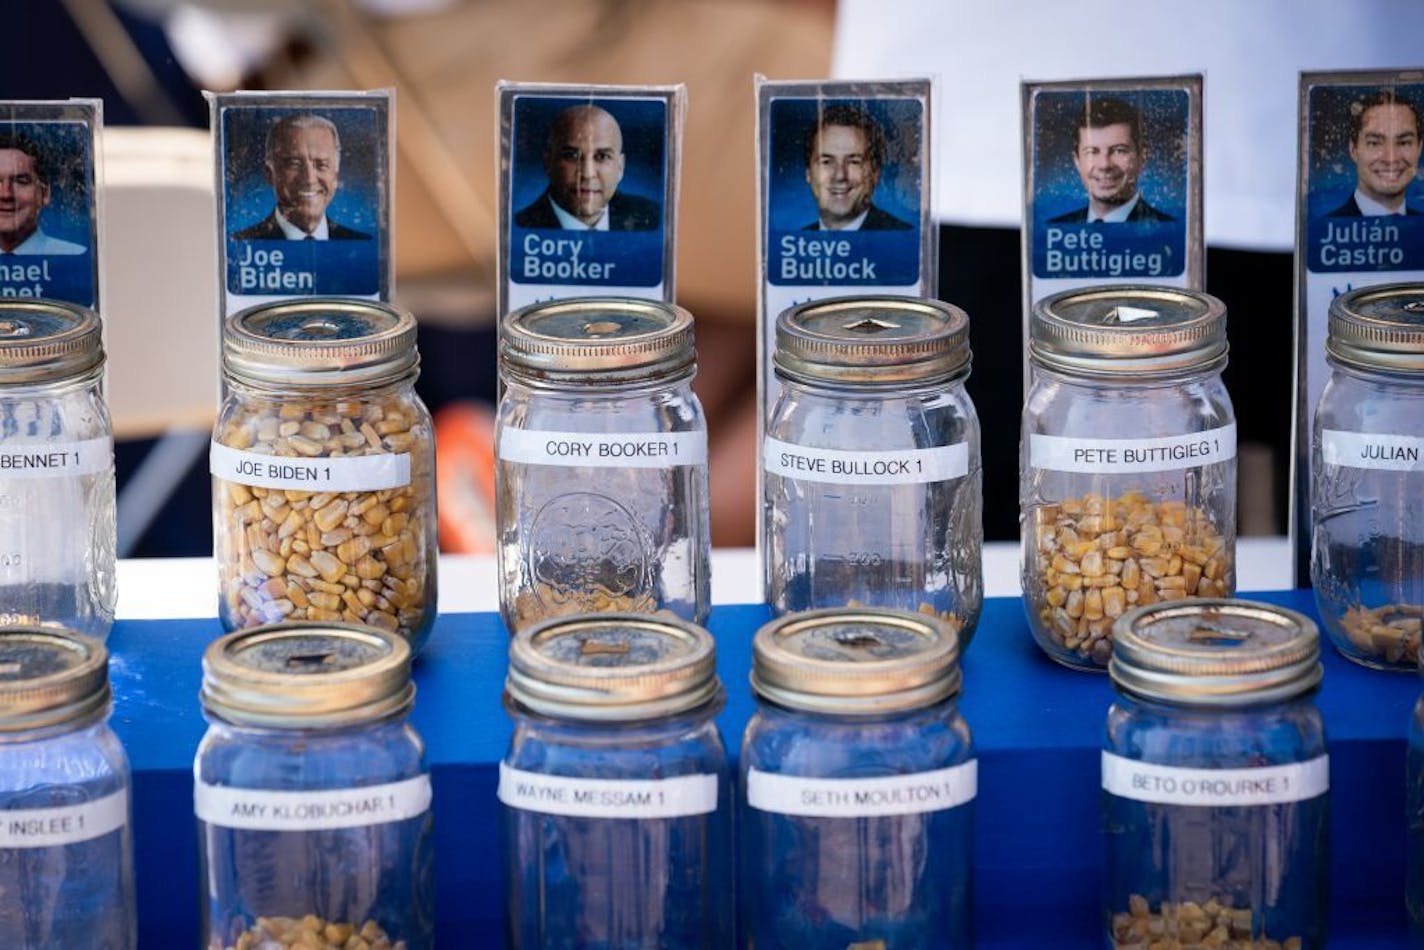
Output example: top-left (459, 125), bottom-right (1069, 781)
top-left (1020, 75), bottom-right (1204, 392)
top-left (206, 89), bottom-right (394, 322)
top-left (1292, 69), bottom-right (1424, 584)
top-left (0, 99), bottom-right (103, 313)
top-left (496, 82), bottom-right (685, 319)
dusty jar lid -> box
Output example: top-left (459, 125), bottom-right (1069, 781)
top-left (1109, 599), bottom-right (1321, 707)
top-left (1031, 285), bottom-right (1228, 378)
top-left (500, 297), bottom-right (696, 385)
top-left (0, 300), bottom-right (104, 385)
top-left (202, 623), bottom-right (414, 729)
top-left (0, 627), bottom-right (109, 732)
top-left (751, 608), bottom-right (961, 715)
top-left (223, 298), bottom-right (419, 389)
top-left (774, 295), bottom-right (971, 386)
top-left (506, 613), bottom-right (720, 722)
top-left (1327, 282), bottom-right (1424, 373)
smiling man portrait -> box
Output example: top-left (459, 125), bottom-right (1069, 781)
top-left (1328, 89), bottom-right (1422, 217)
top-left (1050, 97), bottom-right (1174, 224)
top-left (233, 113), bottom-right (370, 241)
top-left (801, 103), bottom-right (911, 231)
top-left (0, 133), bottom-right (84, 255)
top-left (515, 104), bottom-right (660, 231)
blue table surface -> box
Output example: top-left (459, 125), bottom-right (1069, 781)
top-left (109, 590), bottom-right (1421, 948)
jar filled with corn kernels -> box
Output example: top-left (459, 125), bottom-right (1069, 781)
top-left (1022, 286), bottom-right (1236, 670)
top-left (210, 300), bottom-right (437, 652)
top-left (496, 298), bottom-right (710, 633)
top-left (1312, 283), bottom-right (1424, 670)
top-left (763, 296), bottom-right (983, 648)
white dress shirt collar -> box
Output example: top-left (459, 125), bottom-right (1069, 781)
top-left (550, 196), bottom-right (609, 231)
top-left (275, 208), bottom-right (330, 240)
top-left (1089, 192), bottom-right (1141, 223)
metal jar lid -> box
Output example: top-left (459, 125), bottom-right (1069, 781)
top-left (223, 298), bottom-right (419, 389)
top-left (1109, 599), bottom-right (1321, 707)
top-left (201, 623), bottom-right (414, 729)
top-left (751, 608), bottom-right (961, 716)
top-left (1326, 282), bottom-right (1424, 373)
top-left (0, 300), bottom-right (104, 385)
top-left (500, 297), bottom-right (696, 385)
top-left (0, 627), bottom-right (110, 732)
top-left (1031, 285), bottom-right (1228, 378)
top-left (774, 295), bottom-right (971, 386)
top-left (506, 613), bottom-right (720, 722)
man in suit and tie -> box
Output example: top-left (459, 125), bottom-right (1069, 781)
top-left (514, 104), bottom-right (660, 231)
top-left (801, 104), bottom-right (912, 231)
top-left (1328, 90), bottom-right (1423, 217)
top-left (232, 114), bottom-right (370, 240)
top-left (1050, 97), bottom-right (1174, 224)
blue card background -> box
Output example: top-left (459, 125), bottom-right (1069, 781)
top-left (0, 120), bottom-right (96, 308)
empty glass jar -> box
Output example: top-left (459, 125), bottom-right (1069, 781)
top-left (740, 608), bottom-right (975, 948)
top-left (210, 299), bottom-right (437, 652)
top-left (1022, 286), bottom-right (1237, 670)
top-left (0, 627), bottom-right (134, 948)
top-left (500, 613), bottom-right (732, 948)
top-left (195, 623), bottom-right (433, 950)
top-left (1312, 282), bottom-right (1424, 669)
top-left (1104, 599), bottom-right (1327, 950)
top-left (0, 300), bottom-right (115, 639)
top-left (496, 298), bottom-right (710, 633)
top-left (763, 296), bottom-right (983, 647)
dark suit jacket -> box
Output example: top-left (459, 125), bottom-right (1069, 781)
top-left (231, 211), bottom-right (370, 240)
top-left (514, 190), bottom-right (661, 230)
top-left (1327, 194), bottom-right (1423, 217)
top-left (801, 203), bottom-right (913, 231)
top-left (1048, 196), bottom-right (1174, 224)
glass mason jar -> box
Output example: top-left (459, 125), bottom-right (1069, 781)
top-left (1410, 685), bottom-right (1424, 938)
top-left (496, 298), bottom-right (710, 633)
top-left (210, 299), bottom-right (437, 652)
top-left (1312, 282), bottom-right (1424, 669)
top-left (500, 612), bottom-right (732, 947)
top-left (763, 296), bottom-right (984, 647)
top-left (196, 623), bottom-right (433, 950)
top-left (1103, 599), bottom-right (1328, 950)
top-left (0, 627), bottom-right (134, 948)
top-left (741, 608), bottom-right (975, 948)
top-left (0, 300), bottom-right (115, 638)
top-left (1022, 286), bottom-right (1237, 670)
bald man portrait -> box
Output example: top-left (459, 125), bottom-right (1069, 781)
top-left (515, 104), bottom-right (660, 231)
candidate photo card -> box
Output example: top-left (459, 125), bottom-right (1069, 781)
top-left (1022, 77), bottom-right (1203, 379)
top-left (214, 91), bottom-right (392, 317)
top-left (1291, 69), bottom-right (1424, 582)
top-left (0, 100), bottom-right (101, 310)
top-left (498, 84), bottom-right (683, 316)
top-left (756, 79), bottom-right (935, 423)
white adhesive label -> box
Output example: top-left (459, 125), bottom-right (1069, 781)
top-left (745, 762), bottom-right (977, 818)
top-left (209, 442), bottom-right (411, 492)
top-left (496, 429), bottom-right (708, 469)
top-left (195, 776), bottom-right (431, 831)
top-left (0, 437), bottom-right (111, 480)
top-left (763, 437), bottom-right (969, 485)
top-left (1030, 423), bottom-right (1236, 474)
top-left (1321, 429), bottom-right (1424, 472)
top-left (0, 790), bottom-right (127, 848)
top-left (1101, 752), bottom-right (1329, 807)
top-left (497, 763), bottom-right (719, 819)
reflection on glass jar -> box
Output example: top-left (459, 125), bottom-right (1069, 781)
top-left (195, 624), bottom-right (433, 950)
top-left (763, 296), bottom-right (983, 647)
top-left (1312, 283), bottom-right (1424, 670)
top-left (0, 301), bottom-right (115, 638)
top-left (496, 298), bottom-right (710, 633)
top-left (1022, 286), bottom-right (1237, 670)
top-left (500, 613), bottom-right (732, 947)
top-left (210, 300), bottom-right (437, 652)
top-left (0, 628), bottom-right (134, 948)
top-left (741, 608), bottom-right (974, 948)
top-left (1103, 600), bottom-right (1327, 949)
